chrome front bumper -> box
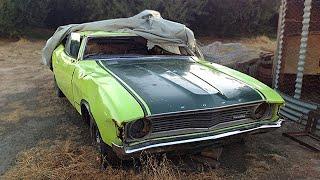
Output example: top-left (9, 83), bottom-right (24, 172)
top-left (112, 119), bottom-right (283, 158)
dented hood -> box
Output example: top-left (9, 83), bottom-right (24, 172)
top-left (99, 57), bottom-right (263, 115)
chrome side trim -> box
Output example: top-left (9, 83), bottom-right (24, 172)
top-left (114, 119), bottom-right (283, 154)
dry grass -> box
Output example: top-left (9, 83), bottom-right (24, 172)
top-left (140, 155), bottom-right (180, 180)
top-left (239, 36), bottom-right (276, 52)
top-left (2, 139), bottom-right (222, 180)
top-left (2, 140), bottom-right (135, 180)
top-left (2, 123), bottom-right (222, 179)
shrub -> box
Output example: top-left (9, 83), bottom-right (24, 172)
top-left (0, 0), bottom-right (280, 37)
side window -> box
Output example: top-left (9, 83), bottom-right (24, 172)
top-left (65, 33), bottom-right (81, 59)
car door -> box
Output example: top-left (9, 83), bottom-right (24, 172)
top-left (54, 33), bottom-right (81, 103)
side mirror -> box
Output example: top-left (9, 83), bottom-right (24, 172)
top-left (70, 33), bottom-right (81, 43)
top-left (70, 33), bottom-right (81, 59)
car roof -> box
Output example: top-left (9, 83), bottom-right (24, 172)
top-left (77, 31), bottom-right (137, 37)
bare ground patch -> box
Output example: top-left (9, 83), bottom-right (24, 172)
top-left (198, 35), bottom-right (276, 52)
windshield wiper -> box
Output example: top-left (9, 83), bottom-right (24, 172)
top-left (83, 53), bottom-right (104, 59)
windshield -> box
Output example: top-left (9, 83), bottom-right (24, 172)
top-left (83, 36), bottom-right (194, 60)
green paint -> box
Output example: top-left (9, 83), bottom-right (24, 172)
top-left (198, 60), bottom-right (284, 104)
top-left (53, 45), bottom-right (145, 146)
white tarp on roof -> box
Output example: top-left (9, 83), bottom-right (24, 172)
top-left (42, 10), bottom-right (196, 69)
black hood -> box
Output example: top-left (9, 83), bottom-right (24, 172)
top-left (99, 58), bottom-right (263, 115)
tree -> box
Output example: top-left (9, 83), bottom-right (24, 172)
top-left (0, 0), bottom-right (279, 37)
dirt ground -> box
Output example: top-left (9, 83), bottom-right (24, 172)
top-left (0, 38), bottom-right (319, 179)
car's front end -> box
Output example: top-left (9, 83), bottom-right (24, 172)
top-left (94, 55), bottom-right (284, 159)
top-left (112, 101), bottom-right (283, 158)
top-left (74, 32), bottom-right (284, 159)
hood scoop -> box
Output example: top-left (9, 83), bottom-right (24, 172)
top-left (160, 71), bottom-right (219, 95)
top-left (100, 59), bottom-right (263, 115)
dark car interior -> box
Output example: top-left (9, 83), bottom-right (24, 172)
top-left (83, 36), bottom-right (193, 59)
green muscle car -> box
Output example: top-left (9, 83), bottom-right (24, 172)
top-left (52, 31), bottom-right (284, 165)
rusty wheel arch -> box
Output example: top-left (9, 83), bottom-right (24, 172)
top-left (80, 100), bottom-right (94, 126)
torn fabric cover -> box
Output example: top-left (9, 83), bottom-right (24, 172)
top-left (42, 10), bottom-right (196, 69)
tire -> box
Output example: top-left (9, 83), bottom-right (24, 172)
top-left (54, 76), bottom-right (65, 98)
top-left (87, 109), bottom-right (122, 168)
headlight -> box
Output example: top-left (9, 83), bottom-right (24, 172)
top-left (252, 103), bottom-right (271, 120)
top-left (128, 118), bottom-right (151, 139)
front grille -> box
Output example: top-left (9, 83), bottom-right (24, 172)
top-left (150, 104), bottom-right (256, 133)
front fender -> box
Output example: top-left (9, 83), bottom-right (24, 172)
top-left (72, 61), bottom-right (145, 146)
top-left (198, 61), bottom-right (285, 104)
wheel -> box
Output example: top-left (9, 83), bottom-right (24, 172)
top-left (88, 112), bottom-right (122, 168)
top-left (53, 76), bottom-right (65, 98)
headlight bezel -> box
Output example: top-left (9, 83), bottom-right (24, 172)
top-left (126, 118), bottom-right (152, 140)
top-left (252, 103), bottom-right (273, 120)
